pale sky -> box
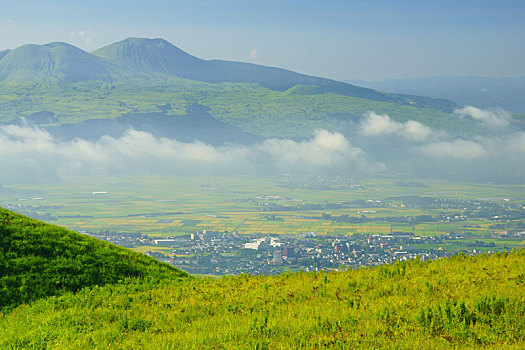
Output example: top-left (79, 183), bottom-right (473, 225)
top-left (1, 0), bottom-right (524, 81)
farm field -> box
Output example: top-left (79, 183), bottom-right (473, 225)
top-left (1, 176), bottom-right (524, 242)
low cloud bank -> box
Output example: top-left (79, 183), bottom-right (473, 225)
top-left (256, 130), bottom-right (368, 169)
top-left (359, 112), bottom-right (435, 141)
top-left (454, 106), bottom-right (510, 128)
top-left (1, 106), bottom-right (524, 184)
top-left (0, 126), bottom-right (375, 182)
top-left (418, 139), bottom-right (487, 159)
top-left (354, 107), bottom-right (525, 182)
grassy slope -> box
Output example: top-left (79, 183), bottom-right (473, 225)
top-left (0, 208), bottom-right (188, 311)
top-left (1, 250), bottom-right (523, 349)
top-left (0, 78), bottom-right (469, 138)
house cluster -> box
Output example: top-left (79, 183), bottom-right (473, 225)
top-left (139, 230), bottom-right (461, 275)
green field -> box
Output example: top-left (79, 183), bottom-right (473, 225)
top-left (1, 176), bottom-right (524, 243)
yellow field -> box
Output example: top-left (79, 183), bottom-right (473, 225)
top-left (1, 174), bottom-right (523, 238)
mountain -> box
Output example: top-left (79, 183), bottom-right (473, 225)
top-left (91, 37), bottom-right (213, 80)
top-left (0, 38), bottom-right (455, 109)
top-left (92, 38), bottom-right (394, 101)
top-left (45, 104), bottom-right (264, 145)
top-left (0, 38), bottom-right (460, 140)
top-left (0, 42), bottom-right (114, 83)
top-left (0, 49), bottom-right (10, 61)
top-left (0, 207), bottom-right (187, 311)
top-left (349, 75), bottom-right (525, 113)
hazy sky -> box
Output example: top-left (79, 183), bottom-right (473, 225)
top-left (1, 0), bottom-right (524, 81)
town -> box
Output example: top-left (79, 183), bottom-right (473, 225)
top-left (84, 228), bottom-right (521, 276)
top-left (3, 193), bottom-right (524, 276)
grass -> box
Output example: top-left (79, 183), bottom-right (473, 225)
top-left (0, 250), bottom-right (523, 349)
top-left (0, 207), bottom-right (188, 311)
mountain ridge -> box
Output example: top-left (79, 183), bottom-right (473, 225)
top-left (0, 38), bottom-right (467, 142)
top-left (0, 42), bottom-right (114, 83)
top-left (0, 38), bottom-right (455, 111)
top-left (94, 37), bottom-right (397, 102)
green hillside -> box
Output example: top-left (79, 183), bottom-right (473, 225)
top-left (0, 78), bottom-right (466, 139)
top-left (0, 208), bottom-right (187, 311)
top-left (0, 221), bottom-right (523, 350)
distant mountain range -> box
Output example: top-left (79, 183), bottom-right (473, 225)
top-left (0, 38), bottom-right (383, 98)
top-left (0, 38), bottom-right (454, 108)
top-left (93, 38), bottom-right (390, 99)
top-left (0, 38), bottom-right (464, 142)
top-left (349, 76), bottom-right (525, 114)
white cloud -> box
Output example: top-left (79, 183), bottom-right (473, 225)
top-left (454, 106), bottom-right (510, 128)
top-left (70, 30), bottom-right (94, 48)
top-left (0, 127), bottom-right (374, 181)
top-left (483, 132), bottom-right (525, 156)
top-left (256, 129), bottom-right (368, 169)
top-left (360, 112), bottom-right (435, 141)
top-left (418, 139), bottom-right (487, 159)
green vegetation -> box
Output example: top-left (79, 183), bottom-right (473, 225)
top-left (0, 39), bottom-right (469, 138)
top-left (2, 175), bottom-right (524, 239)
top-left (0, 208), bottom-right (187, 311)
top-left (1, 37), bottom-right (523, 348)
top-left (0, 246), bottom-right (523, 348)
top-left (0, 206), bottom-right (523, 348)
top-left (0, 78), bottom-right (465, 138)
